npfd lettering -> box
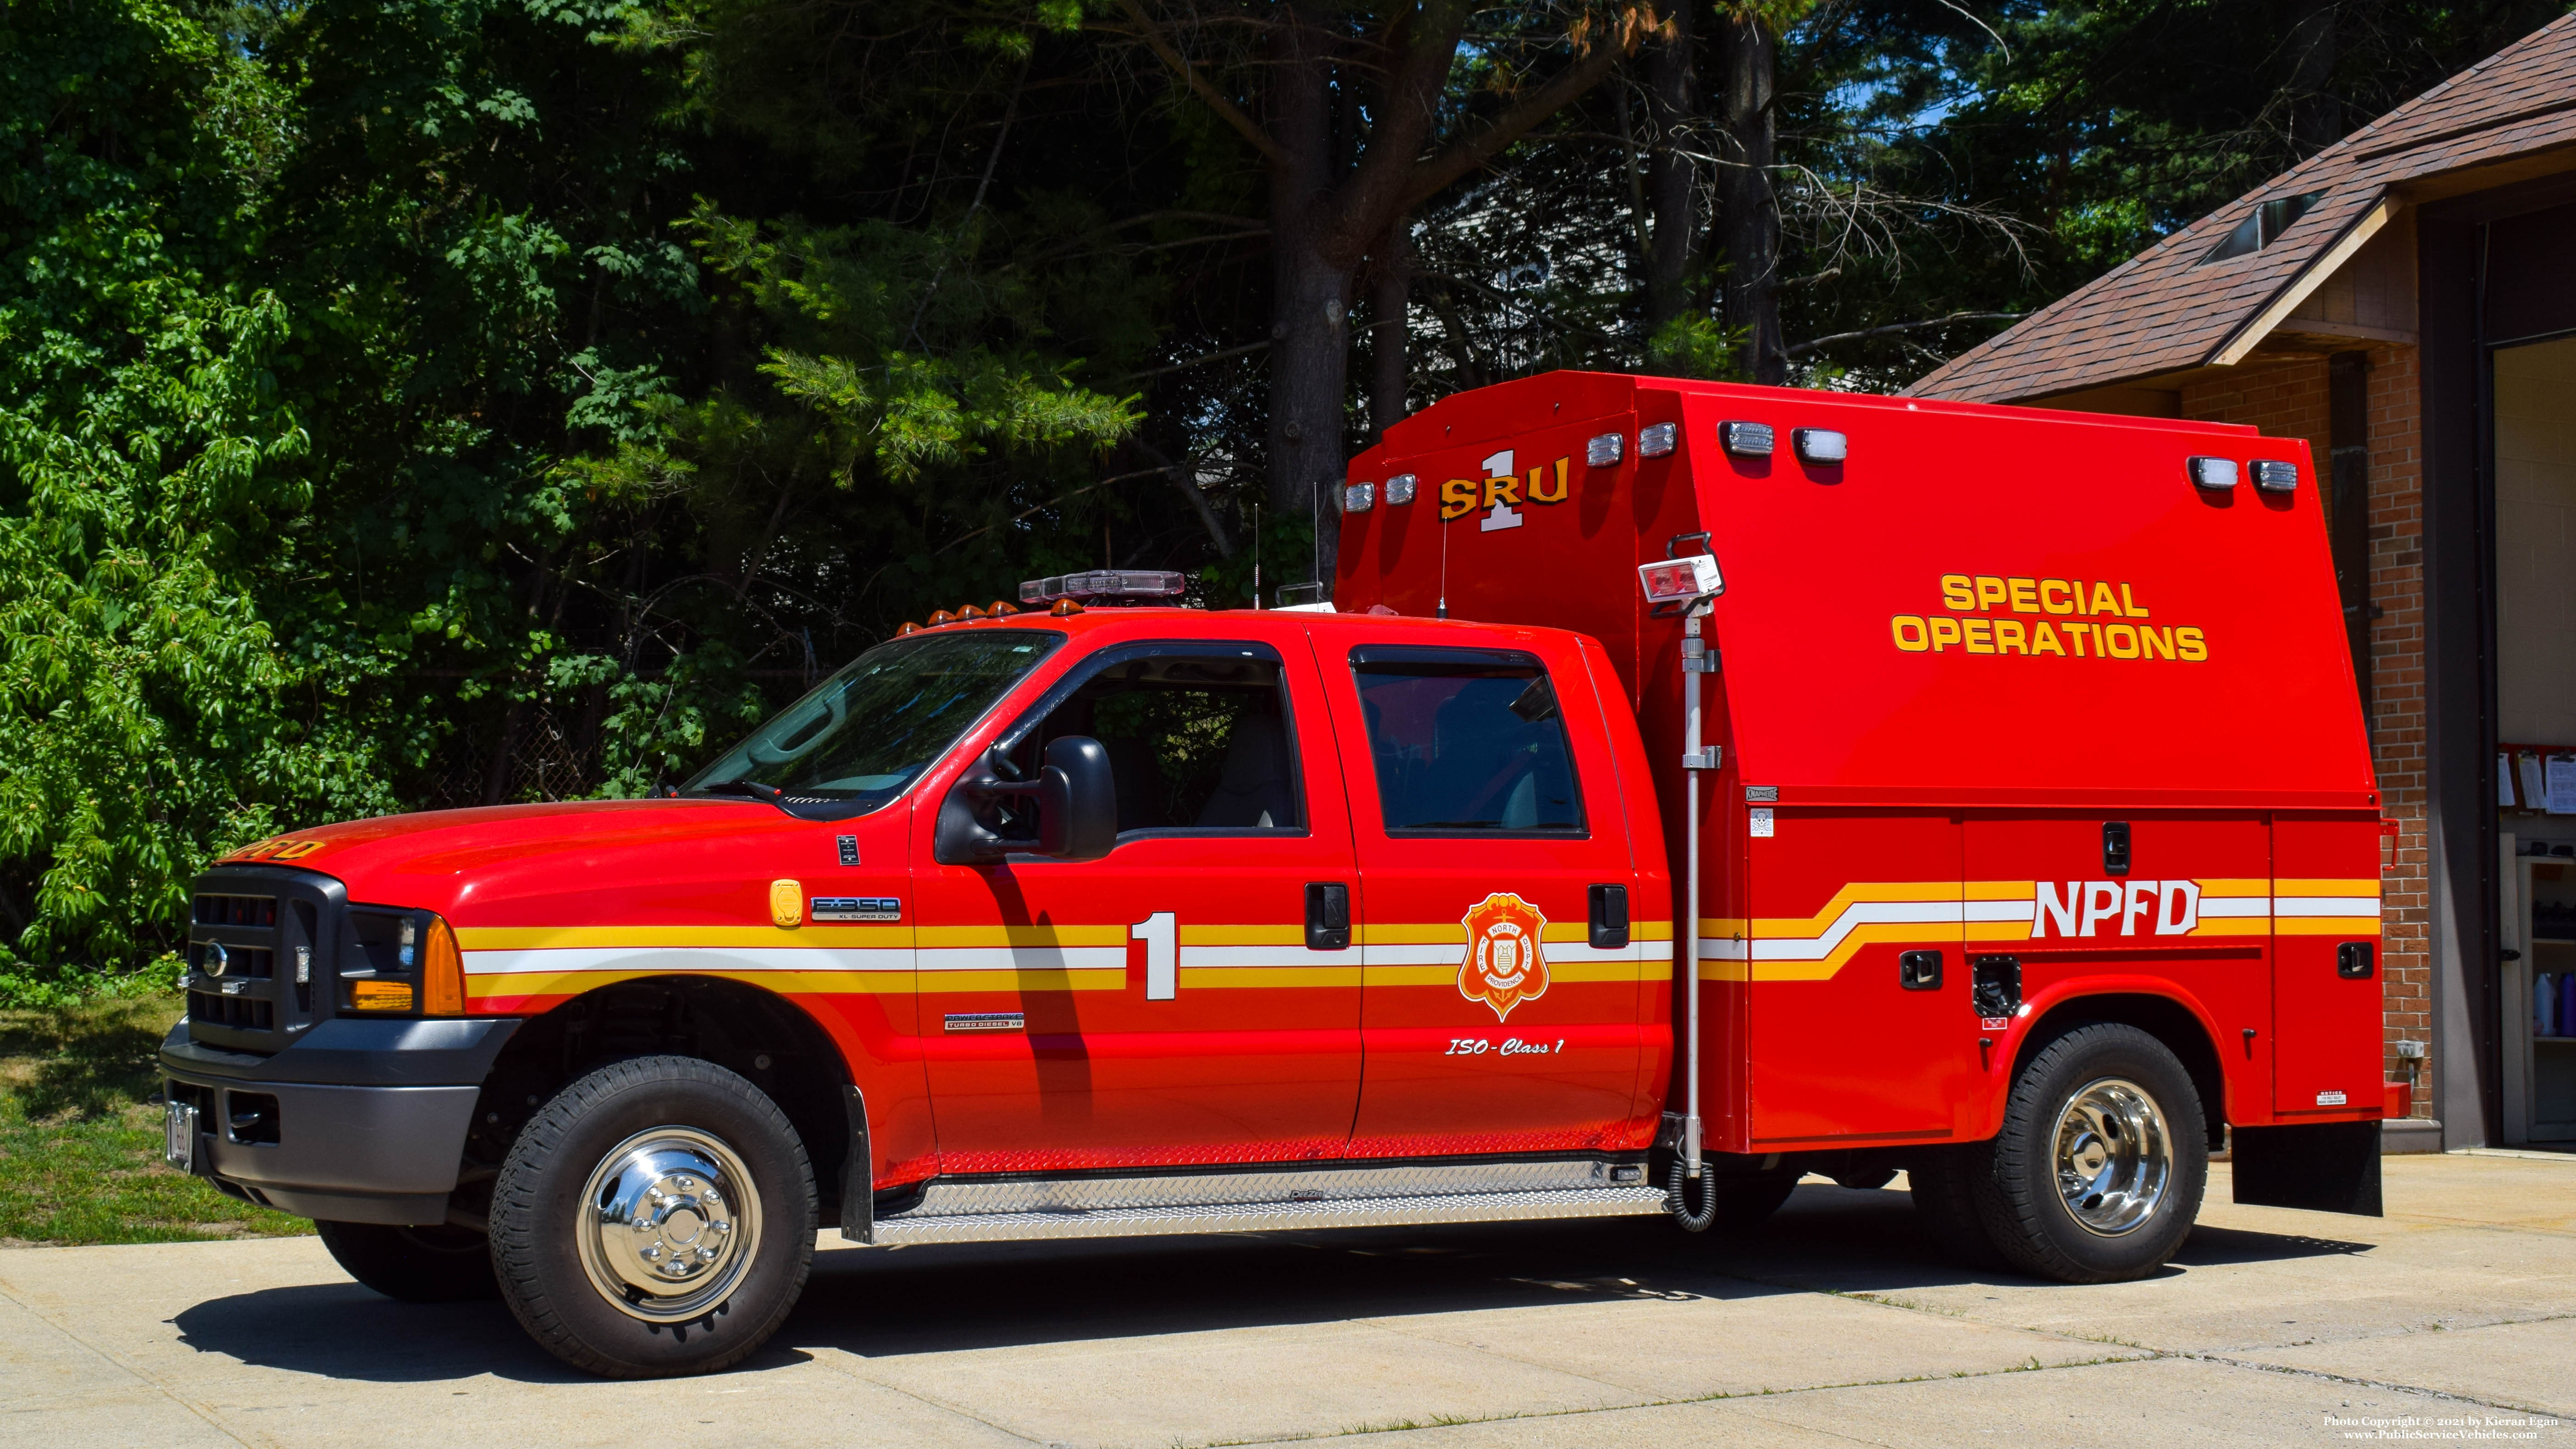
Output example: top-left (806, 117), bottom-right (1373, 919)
top-left (2032, 879), bottom-right (2202, 938)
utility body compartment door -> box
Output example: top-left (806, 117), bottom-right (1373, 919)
top-left (1326, 635), bottom-right (1654, 1156)
top-left (1964, 812), bottom-right (2272, 1132)
top-left (2269, 814), bottom-right (2385, 1116)
top-left (1742, 809), bottom-right (1969, 1142)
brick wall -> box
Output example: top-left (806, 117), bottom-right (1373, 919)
top-left (2182, 345), bottom-right (2432, 1115)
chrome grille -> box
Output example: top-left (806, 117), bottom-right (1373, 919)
top-left (184, 867), bottom-right (344, 1055)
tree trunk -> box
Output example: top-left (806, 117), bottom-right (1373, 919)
top-left (1712, 11), bottom-right (1783, 383)
top-left (1642, 1), bottom-right (1695, 329)
top-left (2287, 0), bottom-right (2342, 157)
top-left (1267, 2), bottom-right (1351, 583)
top-left (1369, 219), bottom-right (1411, 440)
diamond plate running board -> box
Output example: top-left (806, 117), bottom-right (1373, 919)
top-left (865, 1158), bottom-right (1667, 1247)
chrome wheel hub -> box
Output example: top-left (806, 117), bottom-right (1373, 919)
top-left (575, 1127), bottom-right (762, 1321)
top-left (2050, 1077), bottom-right (2172, 1237)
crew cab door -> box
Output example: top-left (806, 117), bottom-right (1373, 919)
top-left (1325, 637), bottom-right (1652, 1156)
top-left (911, 637), bottom-right (1363, 1173)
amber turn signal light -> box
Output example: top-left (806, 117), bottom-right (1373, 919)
top-left (422, 916), bottom-right (465, 1016)
top-left (350, 979), bottom-right (415, 1012)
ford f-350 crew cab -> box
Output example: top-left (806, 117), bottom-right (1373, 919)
top-left (163, 372), bottom-right (2389, 1377)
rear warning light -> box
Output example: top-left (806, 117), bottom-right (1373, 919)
top-left (1586, 433), bottom-right (1624, 466)
top-left (2187, 456), bottom-right (2240, 489)
top-left (1793, 428), bottom-right (1848, 465)
top-left (1019, 571), bottom-right (1186, 605)
top-left (1719, 421), bottom-right (1773, 457)
top-left (1638, 554), bottom-right (1724, 605)
top-left (1384, 473), bottom-right (1418, 505)
top-left (2251, 460), bottom-right (2298, 493)
top-left (1343, 481), bottom-right (1376, 513)
top-left (1638, 422), bottom-right (1677, 458)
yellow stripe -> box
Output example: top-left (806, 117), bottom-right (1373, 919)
top-left (1697, 961), bottom-right (1750, 982)
top-left (463, 968), bottom-right (913, 998)
top-left (908, 968), bottom-right (1128, 992)
top-left (1634, 920), bottom-right (1674, 941)
top-left (1358, 923), bottom-right (1467, 946)
top-left (1966, 879), bottom-right (2039, 901)
top-left (1750, 881), bottom-right (1961, 941)
top-left (2276, 917), bottom-right (2383, 936)
top-left (1364, 965), bottom-right (1457, 987)
top-left (2197, 878), bottom-right (2271, 898)
top-left (2276, 878), bottom-right (2381, 896)
top-left (1699, 918), bottom-right (1749, 938)
top-left (1752, 922), bottom-right (1968, 982)
top-left (457, 925), bottom-right (912, 950)
top-left (1967, 921), bottom-right (2034, 943)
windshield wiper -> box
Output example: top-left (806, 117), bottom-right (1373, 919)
top-left (691, 779), bottom-right (796, 815)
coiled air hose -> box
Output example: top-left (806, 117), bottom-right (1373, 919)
top-left (1667, 1155), bottom-right (1716, 1232)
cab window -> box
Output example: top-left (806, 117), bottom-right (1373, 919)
top-left (1007, 646), bottom-right (1304, 834)
top-left (1351, 647), bottom-right (1584, 836)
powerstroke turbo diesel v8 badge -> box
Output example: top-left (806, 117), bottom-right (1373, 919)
top-left (1458, 892), bottom-right (1550, 1022)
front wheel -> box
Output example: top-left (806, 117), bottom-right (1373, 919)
top-left (1973, 1023), bottom-right (2207, 1282)
top-left (489, 1055), bottom-right (815, 1377)
top-left (316, 1220), bottom-right (498, 1303)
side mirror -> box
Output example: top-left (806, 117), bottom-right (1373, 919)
top-left (932, 736), bottom-right (1119, 865)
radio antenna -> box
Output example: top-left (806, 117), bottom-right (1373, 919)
top-left (1436, 509), bottom-right (1450, 619)
top-left (1252, 502), bottom-right (1262, 609)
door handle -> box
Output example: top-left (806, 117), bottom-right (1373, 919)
top-left (1306, 883), bottom-right (1351, 950)
top-left (1588, 884), bottom-right (1630, 949)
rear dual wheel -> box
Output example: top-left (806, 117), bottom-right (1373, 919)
top-left (489, 1055), bottom-right (816, 1377)
top-left (1917, 1024), bottom-right (2207, 1283)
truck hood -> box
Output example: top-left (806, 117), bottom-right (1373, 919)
top-left (220, 798), bottom-right (816, 916)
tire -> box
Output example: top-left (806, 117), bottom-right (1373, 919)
top-left (489, 1055), bottom-right (815, 1378)
top-left (1971, 1023), bottom-right (2207, 1283)
top-left (316, 1220), bottom-right (499, 1303)
top-left (1906, 1146), bottom-right (2005, 1270)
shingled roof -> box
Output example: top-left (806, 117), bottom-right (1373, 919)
top-left (1907, 14), bottom-right (2576, 404)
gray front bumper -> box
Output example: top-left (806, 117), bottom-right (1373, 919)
top-left (161, 1017), bottom-right (518, 1226)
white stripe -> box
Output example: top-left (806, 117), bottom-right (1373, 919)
top-left (2273, 896), bottom-right (2380, 918)
top-left (1179, 945), bottom-right (1359, 967)
top-left (1634, 941), bottom-right (1675, 962)
top-left (1363, 944), bottom-right (1465, 966)
top-left (2196, 897), bottom-right (2271, 919)
top-left (1699, 938), bottom-right (1749, 960)
top-left (1754, 900), bottom-right (1965, 962)
top-left (1967, 899), bottom-right (2036, 923)
top-left (463, 946), bottom-right (911, 977)
top-left (916, 947), bottom-right (1127, 972)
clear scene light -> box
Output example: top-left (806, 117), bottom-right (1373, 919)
top-left (1586, 433), bottom-right (1625, 466)
top-left (1019, 571), bottom-right (1188, 605)
top-left (2187, 456), bottom-right (2240, 490)
top-left (1343, 481), bottom-right (1376, 513)
top-left (1384, 473), bottom-right (1418, 505)
top-left (1719, 421), bottom-right (1774, 457)
top-left (2251, 460), bottom-right (2298, 493)
top-left (1793, 428), bottom-right (1848, 464)
top-left (1637, 554), bottom-right (1724, 605)
top-left (1638, 422), bottom-right (1678, 458)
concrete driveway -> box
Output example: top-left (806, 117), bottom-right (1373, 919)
top-left (4, 1154), bottom-right (2570, 1449)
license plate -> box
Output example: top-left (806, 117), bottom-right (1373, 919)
top-left (164, 1100), bottom-right (198, 1174)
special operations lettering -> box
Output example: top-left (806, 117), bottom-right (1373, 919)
top-left (1889, 572), bottom-right (2209, 663)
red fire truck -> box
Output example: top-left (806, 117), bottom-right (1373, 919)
top-left (162, 372), bottom-right (2388, 1378)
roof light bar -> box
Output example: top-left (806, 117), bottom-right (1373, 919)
top-left (1719, 421), bottom-right (1774, 457)
top-left (1586, 432), bottom-right (1625, 466)
top-left (1343, 481), bottom-right (1376, 513)
top-left (2250, 460), bottom-right (2298, 493)
top-left (1638, 554), bottom-right (1724, 606)
top-left (1384, 473), bottom-right (1418, 505)
top-left (1019, 570), bottom-right (1187, 605)
top-left (2186, 456), bottom-right (2240, 490)
top-left (1638, 422), bottom-right (1678, 458)
top-left (1794, 428), bottom-right (1848, 465)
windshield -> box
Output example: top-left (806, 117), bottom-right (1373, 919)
top-left (684, 627), bottom-right (1065, 818)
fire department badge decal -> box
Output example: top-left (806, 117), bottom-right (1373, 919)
top-left (1458, 892), bottom-right (1550, 1022)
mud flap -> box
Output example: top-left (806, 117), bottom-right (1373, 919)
top-left (2230, 1121), bottom-right (2383, 1216)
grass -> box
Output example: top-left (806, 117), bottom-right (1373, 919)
top-left (0, 993), bottom-right (306, 1246)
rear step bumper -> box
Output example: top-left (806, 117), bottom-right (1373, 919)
top-left (866, 1157), bottom-right (1665, 1247)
